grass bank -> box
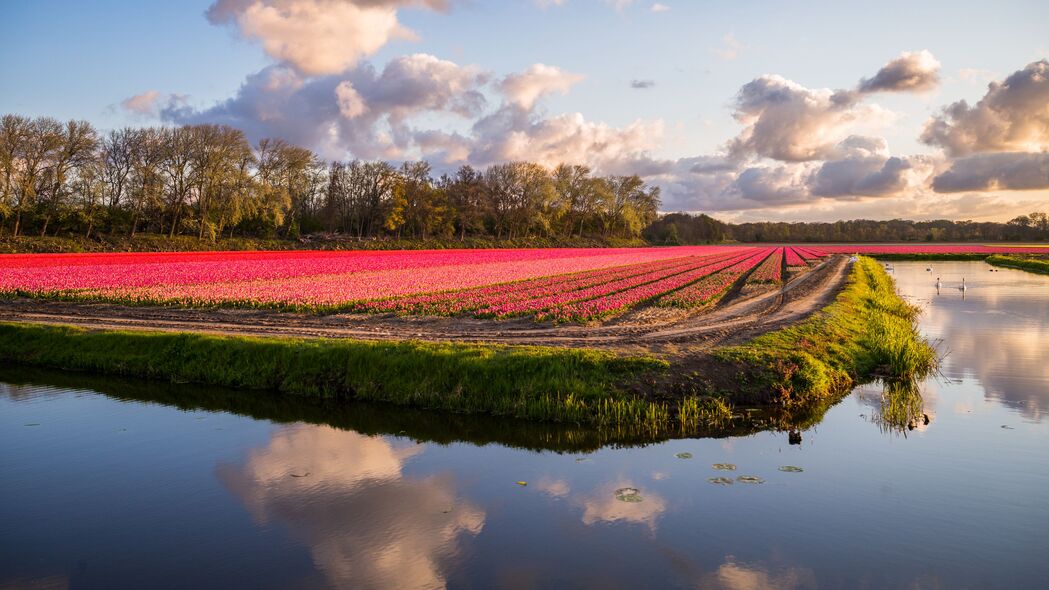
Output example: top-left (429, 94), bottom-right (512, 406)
top-left (708, 256), bottom-right (937, 406)
top-left (986, 254), bottom-right (1049, 274)
top-left (0, 323), bottom-right (709, 431)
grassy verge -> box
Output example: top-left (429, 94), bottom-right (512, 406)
top-left (710, 256), bottom-right (937, 406)
top-left (986, 254), bottom-right (1049, 274)
top-left (0, 322), bottom-right (704, 430)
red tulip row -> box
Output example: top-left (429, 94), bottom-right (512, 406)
top-left (784, 247), bottom-right (806, 267)
top-left (656, 248), bottom-right (776, 308)
top-left (347, 251), bottom-right (745, 316)
top-left (480, 250), bottom-right (752, 319)
top-left (536, 249), bottom-right (766, 322)
top-left (746, 248), bottom-right (784, 283)
top-left (792, 246), bottom-right (828, 260)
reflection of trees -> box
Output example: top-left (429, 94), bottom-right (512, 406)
top-left (216, 425), bottom-right (484, 590)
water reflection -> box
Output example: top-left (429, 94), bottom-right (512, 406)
top-left (894, 261), bottom-right (1049, 420)
top-left (217, 425), bottom-right (484, 590)
top-left (579, 481), bottom-right (667, 531)
top-left (695, 560), bottom-right (816, 590)
top-left (855, 380), bottom-right (930, 435)
top-left (4, 260), bottom-right (1049, 589)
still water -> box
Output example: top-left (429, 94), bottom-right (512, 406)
top-left (2, 261), bottom-right (1048, 589)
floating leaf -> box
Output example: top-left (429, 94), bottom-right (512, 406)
top-left (778, 466), bottom-right (804, 473)
top-left (516, 481), bottom-right (528, 486)
top-left (736, 475), bottom-right (765, 484)
top-left (675, 452), bottom-right (693, 459)
top-left (707, 477), bottom-right (734, 486)
top-left (289, 472), bottom-right (310, 478)
top-left (615, 487), bottom-right (643, 502)
top-left (24, 423), bottom-right (41, 427)
top-left (1001, 425), bottom-right (1014, 430)
top-left (712, 463), bottom-right (736, 471)
top-left (575, 457), bottom-right (590, 463)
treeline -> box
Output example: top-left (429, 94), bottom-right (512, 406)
top-left (0, 114), bottom-right (660, 241)
top-left (645, 213), bottom-right (1049, 244)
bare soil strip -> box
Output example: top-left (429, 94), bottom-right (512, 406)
top-left (0, 256), bottom-right (849, 355)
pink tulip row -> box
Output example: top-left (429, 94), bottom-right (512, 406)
top-left (790, 246), bottom-right (825, 261)
top-left (657, 249), bottom-right (775, 308)
top-left (57, 248), bottom-right (740, 307)
top-left (481, 250), bottom-right (753, 319)
top-left (746, 248), bottom-right (784, 283)
top-left (784, 247), bottom-right (806, 267)
top-left (811, 244), bottom-right (1048, 255)
top-left (0, 246), bottom-right (727, 294)
top-left (536, 249), bottom-right (766, 322)
top-left (344, 251), bottom-right (746, 316)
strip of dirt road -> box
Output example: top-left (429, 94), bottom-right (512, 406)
top-left (0, 255), bottom-right (851, 356)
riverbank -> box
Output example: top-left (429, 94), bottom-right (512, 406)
top-left (0, 257), bottom-right (934, 432)
top-left (986, 254), bottom-right (1049, 274)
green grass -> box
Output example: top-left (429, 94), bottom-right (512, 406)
top-left (0, 322), bottom-right (707, 429)
top-left (986, 254), bottom-right (1049, 275)
top-left (713, 256), bottom-right (937, 406)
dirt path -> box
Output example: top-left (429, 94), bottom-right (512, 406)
top-left (0, 255), bottom-right (850, 354)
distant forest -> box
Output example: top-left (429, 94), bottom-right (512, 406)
top-left (3, 114), bottom-right (1047, 247)
top-left (644, 213), bottom-right (1049, 244)
top-left (0, 115), bottom-right (659, 242)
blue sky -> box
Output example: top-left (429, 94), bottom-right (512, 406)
top-left (3, 0), bottom-right (1048, 221)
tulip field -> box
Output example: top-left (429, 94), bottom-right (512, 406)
top-left (0, 246), bottom-right (822, 322)
top-left (1, 243), bottom-right (1043, 323)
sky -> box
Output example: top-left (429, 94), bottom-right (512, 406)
top-left (2, 0), bottom-right (1048, 222)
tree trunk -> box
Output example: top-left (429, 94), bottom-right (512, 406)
top-left (169, 208), bottom-right (179, 238)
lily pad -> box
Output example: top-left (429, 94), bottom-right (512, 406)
top-left (289, 472), bottom-right (310, 478)
top-left (778, 466), bottom-right (804, 473)
top-left (1001, 425), bottom-right (1014, 430)
top-left (675, 452), bottom-right (693, 459)
top-left (515, 481), bottom-right (528, 486)
top-left (707, 477), bottom-right (734, 486)
top-left (712, 463), bottom-right (737, 471)
top-left (615, 487), bottom-right (643, 502)
top-left (736, 475), bottom-right (765, 484)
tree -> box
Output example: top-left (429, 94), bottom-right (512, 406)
top-left (159, 126), bottom-right (197, 238)
top-left (128, 127), bottom-right (165, 237)
top-left (0, 115), bottom-right (31, 234)
top-left (37, 119), bottom-right (97, 236)
top-left (443, 165), bottom-right (486, 241)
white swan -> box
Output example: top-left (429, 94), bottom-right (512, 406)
top-left (958, 278), bottom-right (967, 291)
top-left (935, 277), bottom-right (941, 289)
